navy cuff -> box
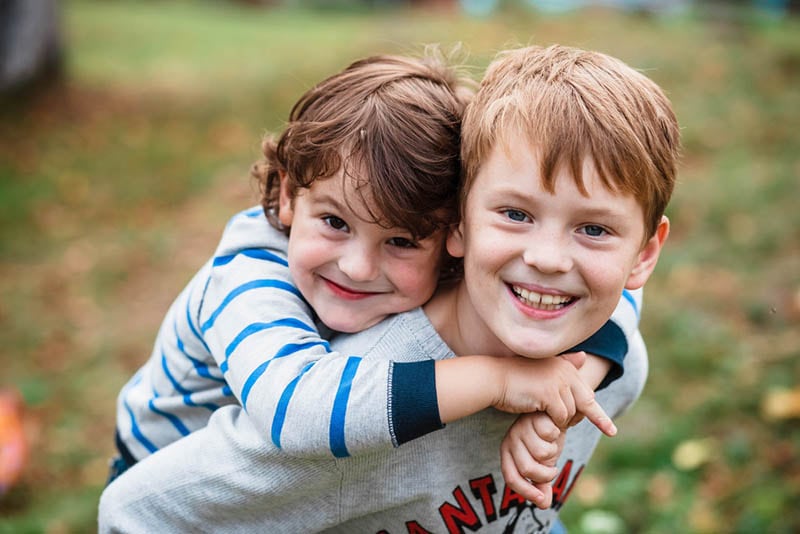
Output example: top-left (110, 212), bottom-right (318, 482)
top-left (390, 360), bottom-right (444, 446)
top-left (566, 320), bottom-right (627, 390)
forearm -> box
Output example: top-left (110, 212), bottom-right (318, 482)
top-left (579, 355), bottom-right (613, 391)
top-left (434, 356), bottom-right (501, 423)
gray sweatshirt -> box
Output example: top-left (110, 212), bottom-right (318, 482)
top-left (99, 307), bottom-right (647, 533)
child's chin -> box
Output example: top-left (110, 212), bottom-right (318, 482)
top-left (506, 337), bottom-right (571, 360)
top-left (324, 315), bottom-right (385, 334)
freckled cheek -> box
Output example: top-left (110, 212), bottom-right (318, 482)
top-left (470, 240), bottom-right (513, 274)
top-left (580, 260), bottom-right (629, 297)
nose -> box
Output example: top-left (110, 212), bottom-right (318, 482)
top-left (338, 241), bottom-right (380, 283)
top-left (522, 227), bottom-right (573, 274)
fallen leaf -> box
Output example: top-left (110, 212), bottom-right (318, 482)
top-left (672, 438), bottom-right (715, 471)
top-left (761, 387), bottom-right (800, 420)
top-left (688, 498), bottom-right (722, 533)
top-left (0, 388), bottom-right (28, 495)
top-left (579, 509), bottom-right (626, 534)
top-left (648, 471), bottom-right (675, 505)
top-left (574, 473), bottom-right (605, 505)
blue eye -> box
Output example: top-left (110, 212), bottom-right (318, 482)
top-left (323, 216), bottom-right (348, 231)
top-left (582, 225), bottom-right (606, 237)
top-left (504, 209), bottom-right (529, 223)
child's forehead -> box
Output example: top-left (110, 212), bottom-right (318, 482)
top-left (479, 133), bottom-right (630, 200)
top-left (309, 165), bottom-right (374, 211)
top-left (492, 133), bottom-right (582, 177)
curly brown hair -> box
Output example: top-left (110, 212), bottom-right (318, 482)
top-left (252, 50), bottom-right (475, 243)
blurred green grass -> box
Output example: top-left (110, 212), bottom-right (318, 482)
top-left (1, 1), bottom-right (798, 532)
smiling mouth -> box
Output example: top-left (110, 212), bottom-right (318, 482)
top-left (323, 278), bottom-right (381, 299)
top-left (511, 285), bottom-right (576, 311)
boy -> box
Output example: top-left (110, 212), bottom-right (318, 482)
top-left (111, 51), bottom-right (626, 486)
top-left (99, 44), bottom-right (679, 532)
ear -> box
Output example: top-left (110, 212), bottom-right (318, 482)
top-left (445, 221), bottom-right (466, 259)
top-left (278, 170), bottom-right (294, 228)
top-left (625, 215), bottom-right (670, 290)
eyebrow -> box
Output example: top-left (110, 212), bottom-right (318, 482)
top-left (312, 190), bottom-right (402, 229)
top-left (310, 191), bottom-right (347, 212)
top-left (572, 205), bottom-right (630, 219)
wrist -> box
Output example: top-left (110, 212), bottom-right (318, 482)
top-left (579, 354), bottom-right (612, 390)
top-left (435, 356), bottom-right (504, 423)
top-left (481, 355), bottom-right (506, 409)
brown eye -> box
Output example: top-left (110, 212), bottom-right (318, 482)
top-left (388, 237), bottom-right (417, 249)
top-left (323, 216), bottom-right (348, 231)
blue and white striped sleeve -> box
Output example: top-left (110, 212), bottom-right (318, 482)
top-left (569, 287), bottom-right (643, 389)
top-left (198, 211), bottom-right (437, 458)
top-left (116, 259), bottom-right (237, 463)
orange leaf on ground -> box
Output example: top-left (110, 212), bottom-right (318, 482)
top-left (0, 388), bottom-right (29, 495)
top-left (761, 387), bottom-right (800, 420)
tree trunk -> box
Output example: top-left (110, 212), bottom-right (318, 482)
top-left (0, 0), bottom-right (64, 93)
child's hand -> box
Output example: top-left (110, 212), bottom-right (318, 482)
top-left (492, 353), bottom-right (617, 437)
top-left (500, 411), bottom-right (564, 509)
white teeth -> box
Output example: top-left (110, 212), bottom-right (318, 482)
top-left (512, 286), bottom-right (573, 310)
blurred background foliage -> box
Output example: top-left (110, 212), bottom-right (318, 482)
top-left (0, 0), bottom-right (798, 532)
